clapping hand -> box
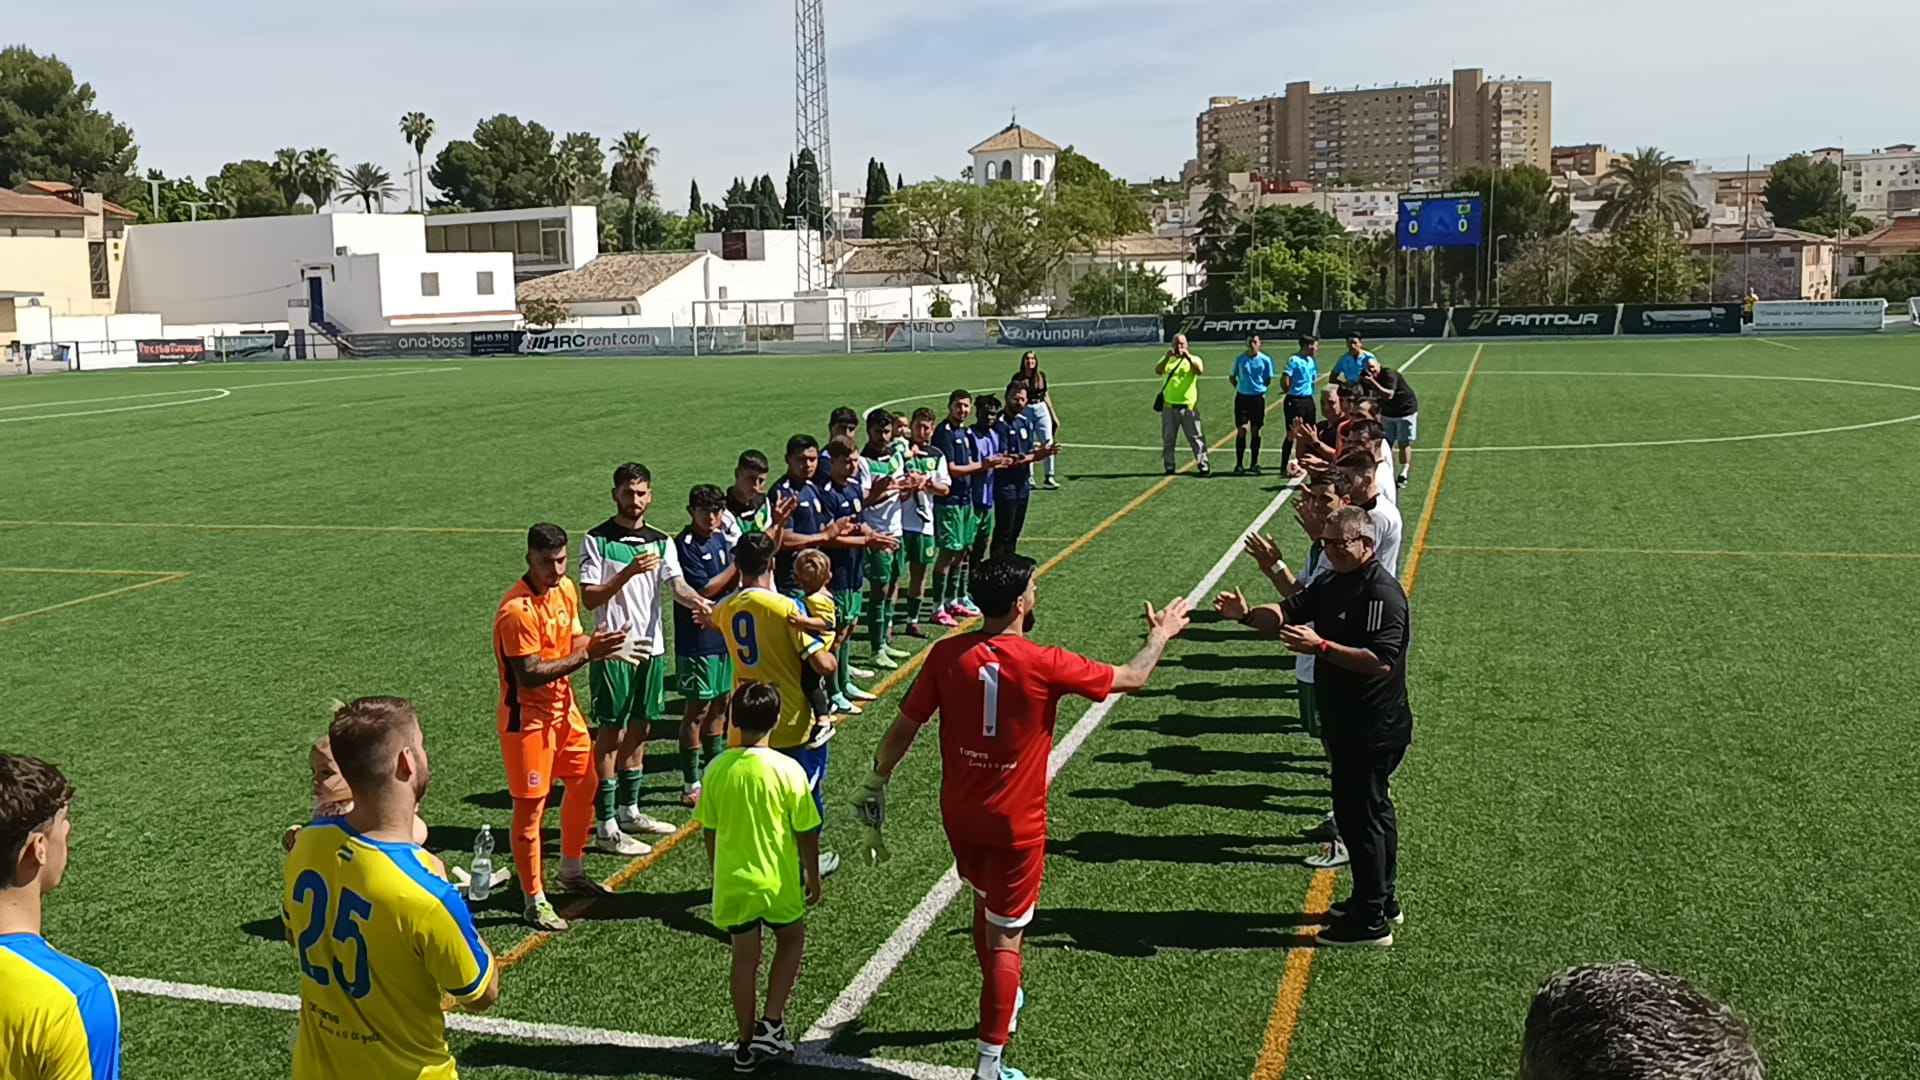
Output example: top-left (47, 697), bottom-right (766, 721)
top-left (1143, 597), bottom-right (1192, 641)
top-left (1278, 624), bottom-right (1323, 655)
top-left (1212, 588), bottom-right (1251, 622)
top-left (1243, 532), bottom-right (1283, 570)
top-left (770, 494), bottom-right (800, 528)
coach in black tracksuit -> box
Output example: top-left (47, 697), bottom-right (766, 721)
top-left (1216, 503), bottom-right (1412, 947)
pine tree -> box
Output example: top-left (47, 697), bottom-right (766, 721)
top-left (723, 177), bottom-right (753, 231)
top-left (753, 174), bottom-right (784, 229)
top-left (863, 158), bottom-right (892, 237)
top-left (1192, 153), bottom-right (1243, 312)
top-left (688, 178), bottom-right (704, 218)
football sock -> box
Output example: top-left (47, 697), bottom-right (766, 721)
top-left (869, 605), bottom-right (887, 651)
top-left (959, 566), bottom-right (972, 602)
top-left (836, 641), bottom-right (853, 694)
top-left (979, 948), bottom-right (1023, 1045)
top-left (910, 595), bottom-right (927, 622)
top-left (511, 798), bottom-right (544, 896)
top-left (934, 573), bottom-right (952, 608)
top-left (1250, 433), bottom-right (1262, 465)
top-left (975, 1042), bottom-right (1006, 1080)
top-left (615, 768), bottom-right (644, 810)
top-left (1235, 432), bottom-right (1246, 467)
top-left (595, 779), bottom-right (618, 823)
top-left (559, 781), bottom-right (594, 859)
top-left (702, 734), bottom-right (727, 762)
top-left (679, 746), bottom-right (700, 787)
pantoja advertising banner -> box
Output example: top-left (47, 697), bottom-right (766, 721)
top-left (1318, 309), bottom-right (1446, 339)
top-left (995, 316), bottom-right (1161, 348)
top-left (1751, 299), bottom-right (1886, 331)
top-left (880, 320), bottom-right (990, 349)
top-left (1165, 312), bottom-right (1316, 342)
top-left (1448, 306), bottom-right (1618, 337)
top-left (1618, 304), bottom-right (1742, 336)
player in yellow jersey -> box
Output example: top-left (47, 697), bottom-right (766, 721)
top-left (283, 698), bottom-right (499, 1080)
top-left (710, 531), bottom-right (844, 875)
top-left (1, 754), bottom-right (121, 1080)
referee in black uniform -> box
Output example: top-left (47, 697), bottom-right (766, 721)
top-left (1215, 504), bottom-right (1412, 946)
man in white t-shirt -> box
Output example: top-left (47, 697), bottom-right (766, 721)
top-left (1336, 452), bottom-right (1403, 578)
top-left (580, 463), bottom-right (713, 853)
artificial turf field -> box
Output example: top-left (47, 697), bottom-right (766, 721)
top-left (4, 334), bottom-right (1919, 1080)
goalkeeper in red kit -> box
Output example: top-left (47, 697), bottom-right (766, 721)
top-left (852, 555), bottom-right (1191, 1080)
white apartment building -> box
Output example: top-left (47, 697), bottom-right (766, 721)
top-left (1812, 145), bottom-right (1920, 220)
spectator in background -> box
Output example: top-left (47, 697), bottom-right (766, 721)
top-left (1522, 961), bottom-right (1764, 1080)
top-left (1362, 358), bottom-right (1419, 489)
top-left (1156, 334), bottom-right (1210, 478)
top-left (1014, 352), bottom-right (1060, 490)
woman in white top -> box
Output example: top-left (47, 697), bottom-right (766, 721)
top-left (1014, 351), bottom-right (1059, 490)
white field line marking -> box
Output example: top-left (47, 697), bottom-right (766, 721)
top-left (0, 387), bottom-right (230, 412)
top-left (1397, 342), bottom-right (1435, 371)
top-left (1421, 370), bottom-right (1920, 452)
top-left (0, 388), bottom-right (231, 423)
top-left (800, 480), bottom-right (1305, 1053)
top-left (0, 367), bottom-right (460, 425)
top-left (109, 976), bottom-right (973, 1080)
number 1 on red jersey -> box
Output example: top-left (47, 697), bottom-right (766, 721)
top-left (978, 662), bottom-right (1001, 737)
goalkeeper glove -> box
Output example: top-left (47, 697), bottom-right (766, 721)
top-left (852, 771), bottom-right (891, 864)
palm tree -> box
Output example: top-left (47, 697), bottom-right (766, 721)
top-left (340, 163), bottom-right (398, 213)
top-left (299, 149), bottom-right (341, 212)
top-left (269, 148), bottom-right (304, 209)
top-left (611, 132), bottom-right (659, 250)
top-left (1593, 147), bottom-right (1698, 233)
top-left (398, 112), bottom-right (434, 210)
top-left (537, 153), bottom-right (584, 206)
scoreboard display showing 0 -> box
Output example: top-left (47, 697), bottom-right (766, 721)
top-left (1397, 193), bottom-right (1485, 251)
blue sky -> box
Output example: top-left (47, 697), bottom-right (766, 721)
top-left (30, 0), bottom-right (1920, 210)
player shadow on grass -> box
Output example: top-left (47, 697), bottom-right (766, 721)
top-left (1111, 712), bottom-right (1307, 738)
top-left (1093, 746), bottom-right (1326, 777)
top-left (457, 1039), bottom-right (834, 1079)
top-left (1168, 650), bottom-right (1298, 672)
top-left (1068, 780), bottom-right (1328, 814)
top-left (1020, 907), bottom-right (1327, 957)
top-left (1050, 830), bottom-right (1315, 867)
top-left (827, 1021), bottom-right (982, 1057)
top-left (1129, 681), bottom-right (1290, 703)
top-left (562, 887), bottom-right (730, 945)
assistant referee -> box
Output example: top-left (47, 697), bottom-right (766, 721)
top-left (1214, 504), bottom-right (1412, 947)
top-left (1279, 336), bottom-right (1320, 475)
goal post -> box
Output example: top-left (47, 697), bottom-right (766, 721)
top-left (689, 295), bottom-right (851, 355)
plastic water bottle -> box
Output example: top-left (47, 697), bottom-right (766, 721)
top-left (468, 825), bottom-right (494, 902)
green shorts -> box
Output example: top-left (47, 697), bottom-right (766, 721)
top-left (935, 506), bottom-right (977, 552)
top-left (865, 547), bottom-right (904, 589)
top-left (833, 589), bottom-right (866, 628)
top-left (903, 532), bottom-right (936, 567)
top-left (1299, 680), bottom-right (1319, 739)
top-left (589, 656), bottom-right (666, 730)
top-left (675, 653), bottom-right (736, 704)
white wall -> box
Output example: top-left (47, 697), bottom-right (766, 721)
top-left (330, 213), bottom-right (428, 256)
top-left (124, 214), bottom-right (335, 324)
top-left (375, 251), bottom-right (517, 326)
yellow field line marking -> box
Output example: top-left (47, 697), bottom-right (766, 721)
top-left (1248, 344), bottom-right (1481, 1080)
top-left (490, 388), bottom-right (1296, 979)
top-left (1756, 337), bottom-right (1799, 350)
top-left (0, 519), bottom-right (520, 536)
top-left (1428, 544), bottom-right (1920, 561)
top-left (0, 574), bottom-right (189, 628)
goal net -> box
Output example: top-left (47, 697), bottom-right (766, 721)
top-left (690, 296), bottom-right (850, 355)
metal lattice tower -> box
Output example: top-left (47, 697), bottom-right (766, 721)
top-left (795, 0), bottom-right (834, 290)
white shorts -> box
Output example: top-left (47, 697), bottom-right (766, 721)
top-left (1384, 414), bottom-right (1418, 445)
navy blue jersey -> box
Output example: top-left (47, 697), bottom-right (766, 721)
top-left (994, 412), bottom-right (1037, 498)
top-left (816, 477), bottom-right (867, 592)
top-left (673, 527), bottom-right (732, 657)
top-left (772, 473), bottom-right (826, 590)
top-left (930, 421), bottom-right (976, 507)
